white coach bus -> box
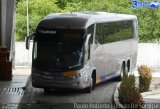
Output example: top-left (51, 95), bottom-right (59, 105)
top-left (26, 12), bottom-right (138, 93)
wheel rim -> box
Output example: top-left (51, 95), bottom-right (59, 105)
top-left (91, 78), bottom-right (93, 88)
top-left (127, 62), bottom-right (130, 72)
top-left (121, 65), bottom-right (125, 78)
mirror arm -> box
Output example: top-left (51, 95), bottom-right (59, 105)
top-left (85, 34), bottom-right (91, 50)
top-left (26, 32), bottom-right (35, 50)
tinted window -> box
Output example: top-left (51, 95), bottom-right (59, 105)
top-left (87, 24), bottom-right (94, 44)
top-left (35, 28), bottom-right (85, 43)
top-left (95, 20), bottom-right (134, 44)
top-left (96, 23), bottom-right (103, 44)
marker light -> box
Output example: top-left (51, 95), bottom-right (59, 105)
top-left (64, 71), bottom-right (76, 77)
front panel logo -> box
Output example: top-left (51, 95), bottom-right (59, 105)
top-left (38, 30), bottom-right (56, 34)
top-left (132, 0), bottom-right (160, 8)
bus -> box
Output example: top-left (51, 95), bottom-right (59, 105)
top-left (26, 12), bottom-right (138, 93)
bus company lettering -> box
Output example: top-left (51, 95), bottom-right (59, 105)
top-left (38, 30), bottom-right (56, 34)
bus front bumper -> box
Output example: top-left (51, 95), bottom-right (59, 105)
top-left (31, 73), bottom-right (90, 90)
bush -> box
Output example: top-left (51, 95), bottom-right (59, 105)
top-left (118, 73), bottom-right (144, 109)
top-left (138, 65), bottom-right (153, 93)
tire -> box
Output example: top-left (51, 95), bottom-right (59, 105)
top-left (44, 88), bottom-right (50, 93)
top-left (85, 85), bottom-right (92, 93)
top-left (32, 80), bottom-right (38, 87)
top-left (115, 64), bottom-right (125, 81)
top-left (127, 61), bottom-right (130, 72)
top-left (92, 73), bottom-right (96, 90)
top-left (84, 78), bottom-right (93, 93)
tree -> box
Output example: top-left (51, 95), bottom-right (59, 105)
top-left (16, 0), bottom-right (61, 40)
top-left (16, 0), bottom-right (160, 42)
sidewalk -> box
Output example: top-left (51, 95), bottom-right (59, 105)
top-left (0, 67), bottom-right (30, 109)
top-left (138, 71), bottom-right (160, 104)
top-left (114, 70), bottom-right (160, 109)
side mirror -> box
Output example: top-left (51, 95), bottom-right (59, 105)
top-left (26, 32), bottom-right (35, 50)
top-left (84, 34), bottom-right (91, 52)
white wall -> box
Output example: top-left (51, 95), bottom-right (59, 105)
top-left (15, 41), bottom-right (32, 66)
top-left (137, 43), bottom-right (160, 69)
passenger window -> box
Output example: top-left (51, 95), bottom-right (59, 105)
top-left (103, 20), bottom-right (134, 43)
top-left (96, 23), bottom-right (103, 44)
top-left (87, 24), bottom-right (95, 52)
top-left (87, 25), bottom-right (94, 44)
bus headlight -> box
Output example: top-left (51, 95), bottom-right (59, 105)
top-left (64, 71), bottom-right (81, 79)
top-left (72, 73), bottom-right (81, 79)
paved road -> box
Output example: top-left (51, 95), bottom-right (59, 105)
top-left (18, 79), bottom-right (118, 109)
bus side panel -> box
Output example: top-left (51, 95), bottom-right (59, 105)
top-left (88, 39), bottom-right (138, 83)
top-left (102, 39), bottom-right (133, 76)
top-left (91, 45), bottom-right (105, 78)
top-left (130, 38), bottom-right (138, 71)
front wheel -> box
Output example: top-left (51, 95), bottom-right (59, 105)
top-left (84, 78), bottom-right (93, 93)
top-left (84, 85), bottom-right (92, 93)
top-left (44, 88), bottom-right (51, 93)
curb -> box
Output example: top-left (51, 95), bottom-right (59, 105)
top-left (113, 82), bottom-right (125, 109)
top-left (17, 75), bottom-right (31, 109)
top-left (22, 75), bottom-right (31, 90)
top-left (14, 66), bottom-right (31, 69)
top-left (114, 73), bottom-right (160, 109)
top-left (141, 90), bottom-right (160, 97)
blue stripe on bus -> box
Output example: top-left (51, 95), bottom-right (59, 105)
top-left (99, 72), bottom-right (115, 83)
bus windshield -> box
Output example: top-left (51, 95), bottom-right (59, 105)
top-left (33, 29), bottom-right (85, 71)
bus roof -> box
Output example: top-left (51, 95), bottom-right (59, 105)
top-left (38, 12), bottom-right (137, 29)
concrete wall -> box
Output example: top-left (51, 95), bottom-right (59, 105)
top-left (137, 43), bottom-right (160, 69)
top-left (0, 0), bottom-right (16, 67)
top-left (6, 0), bottom-right (15, 50)
top-left (0, 0), bottom-right (7, 46)
top-left (15, 42), bottom-right (160, 69)
top-left (15, 42), bottom-right (33, 66)
top-left (0, 0), bottom-right (1, 44)
top-left (0, 0), bottom-right (15, 48)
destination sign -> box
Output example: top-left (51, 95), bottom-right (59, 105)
top-left (36, 28), bottom-right (84, 42)
top-left (63, 33), bottom-right (81, 40)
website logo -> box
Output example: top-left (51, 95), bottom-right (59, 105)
top-left (132, 0), bottom-right (160, 8)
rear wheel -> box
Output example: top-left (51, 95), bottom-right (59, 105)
top-left (92, 72), bottom-right (96, 90)
top-left (127, 60), bottom-right (130, 72)
top-left (116, 64), bottom-right (126, 81)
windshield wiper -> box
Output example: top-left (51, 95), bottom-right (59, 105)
top-left (69, 64), bottom-right (81, 69)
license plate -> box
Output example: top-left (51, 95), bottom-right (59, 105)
top-left (42, 71), bottom-right (63, 77)
top-left (50, 72), bottom-right (63, 77)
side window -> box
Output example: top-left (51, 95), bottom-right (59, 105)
top-left (87, 24), bottom-right (94, 44)
top-left (103, 20), bottom-right (134, 43)
top-left (126, 20), bottom-right (134, 39)
top-left (96, 23), bottom-right (103, 44)
top-left (133, 20), bottom-right (138, 38)
top-left (87, 24), bottom-right (95, 55)
top-left (120, 20), bottom-right (134, 40)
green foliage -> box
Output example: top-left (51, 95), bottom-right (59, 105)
top-left (134, 8), bottom-right (160, 42)
top-left (138, 65), bottom-right (153, 92)
top-left (16, 0), bottom-right (160, 42)
top-left (118, 73), bottom-right (144, 109)
top-left (16, 0), bottom-right (61, 41)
